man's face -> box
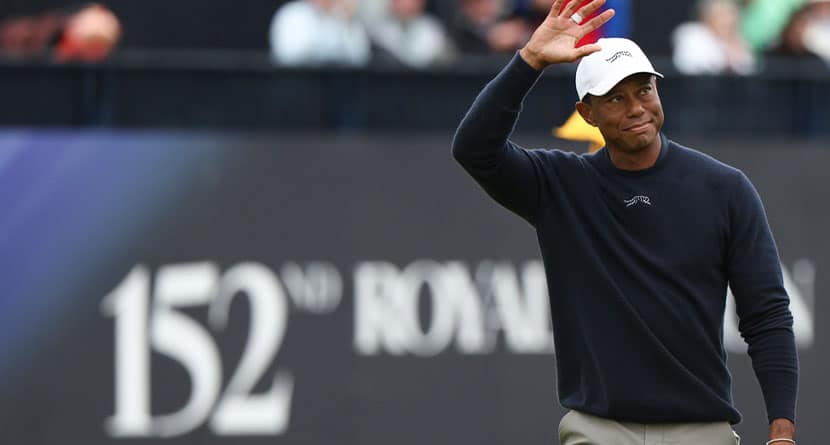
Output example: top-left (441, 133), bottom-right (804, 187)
top-left (576, 73), bottom-right (664, 155)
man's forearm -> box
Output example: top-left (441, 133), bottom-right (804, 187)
top-left (747, 328), bottom-right (798, 425)
top-left (451, 52), bottom-right (542, 170)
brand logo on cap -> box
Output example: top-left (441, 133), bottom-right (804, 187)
top-left (605, 50), bottom-right (633, 63)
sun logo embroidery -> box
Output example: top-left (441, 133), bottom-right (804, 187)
top-left (624, 195), bottom-right (652, 207)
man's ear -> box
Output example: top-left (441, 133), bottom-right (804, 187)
top-left (575, 101), bottom-right (596, 127)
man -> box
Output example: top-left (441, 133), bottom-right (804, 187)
top-left (451, 0), bottom-right (799, 444)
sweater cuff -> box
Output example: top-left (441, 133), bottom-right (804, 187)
top-left (490, 51), bottom-right (545, 111)
top-left (512, 50), bottom-right (545, 77)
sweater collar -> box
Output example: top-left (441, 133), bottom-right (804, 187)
top-left (593, 133), bottom-right (671, 177)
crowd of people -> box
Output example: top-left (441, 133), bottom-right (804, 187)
top-left (672, 0), bottom-right (830, 74)
top-left (268, 0), bottom-right (557, 68)
top-left (0, 0), bottom-right (828, 72)
top-left (267, 0), bottom-right (830, 72)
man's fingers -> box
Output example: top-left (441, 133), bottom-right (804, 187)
top-left (578, 9), bottom-right (615, 37)
top-left (575, 43), bottom-right (602, 59)
top-left (574, 0), bottom-right (606, 22)
top-left (561, 0), bottom-right (583, 18)
top-left (549, 0), bottom-right (565, 17)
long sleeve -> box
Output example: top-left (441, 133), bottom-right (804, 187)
top-left (727, 171), bottom-right (799, 424)
top-left (451, 52), bottom-right (547, 225)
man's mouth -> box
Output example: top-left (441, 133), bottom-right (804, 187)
top-left (624, 121), bottom-right (651, 132)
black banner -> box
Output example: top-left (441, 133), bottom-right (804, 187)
top-left (0, 131), bottom-right (825, 444)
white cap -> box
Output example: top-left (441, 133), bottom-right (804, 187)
top-left (575, 38), bottom-right (663, 101)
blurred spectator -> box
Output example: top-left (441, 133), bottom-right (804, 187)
top-left (269, 0), bottom-right (371, 67)
top-left (367, 0), bottom-right (456, 68)
top-left (57, 4), bottom-right (121, 62)
top-left (672, 0), bottom-right (755, 74)
top-left (510, 0), bottom-right (553, 28)
top-left (451, 0), bottom-right (530, 53)
top-left (359, 0), bottom-right (391, 27)
top-left (768, 0), bottom-right (830, 65)
top-left (0, 3), bottom-right (121, 62)
top-left (740, 0), bottom-right (804, 53)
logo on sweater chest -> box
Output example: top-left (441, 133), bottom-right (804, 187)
top-left (624, 195), bottom-right (652, 207)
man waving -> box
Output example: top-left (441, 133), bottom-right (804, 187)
top-left (452, 0), bottom-right (799, 444)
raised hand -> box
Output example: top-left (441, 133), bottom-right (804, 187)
top-left (519, 0), bottom-right (615, 70)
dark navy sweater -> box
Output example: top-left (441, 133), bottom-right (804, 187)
top-left (452, 53), bottom-right (798, 424)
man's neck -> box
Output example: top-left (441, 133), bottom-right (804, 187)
top-left (606, 137), bottom-right (663, 171)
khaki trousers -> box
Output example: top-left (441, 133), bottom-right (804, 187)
top-left (558, 410), bottom-right (741, 445)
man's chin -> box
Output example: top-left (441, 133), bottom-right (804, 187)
top-left (618, 134), bottom-right (658, 153)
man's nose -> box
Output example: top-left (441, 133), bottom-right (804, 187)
top-left (626, 99), bottom-right (645, 117)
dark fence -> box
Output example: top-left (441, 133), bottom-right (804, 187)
top-left (2, 52), bottom-right (830, 136)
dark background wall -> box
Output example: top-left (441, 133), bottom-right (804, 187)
top-left (0, 132), bottom-right (825, 445)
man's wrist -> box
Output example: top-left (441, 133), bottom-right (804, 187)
top-left (768, 417), bottom-right (795, 442)
top-left (518, 47), bottom-right (548, 71)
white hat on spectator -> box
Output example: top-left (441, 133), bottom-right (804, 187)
top-left (575, 38), bottom-right (663, 101)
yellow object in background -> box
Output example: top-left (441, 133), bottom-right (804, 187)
top-left (554, 111), bottom-right (605, 153)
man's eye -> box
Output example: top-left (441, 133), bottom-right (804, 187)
top-left (610, 96), bottom-right (623, 103)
